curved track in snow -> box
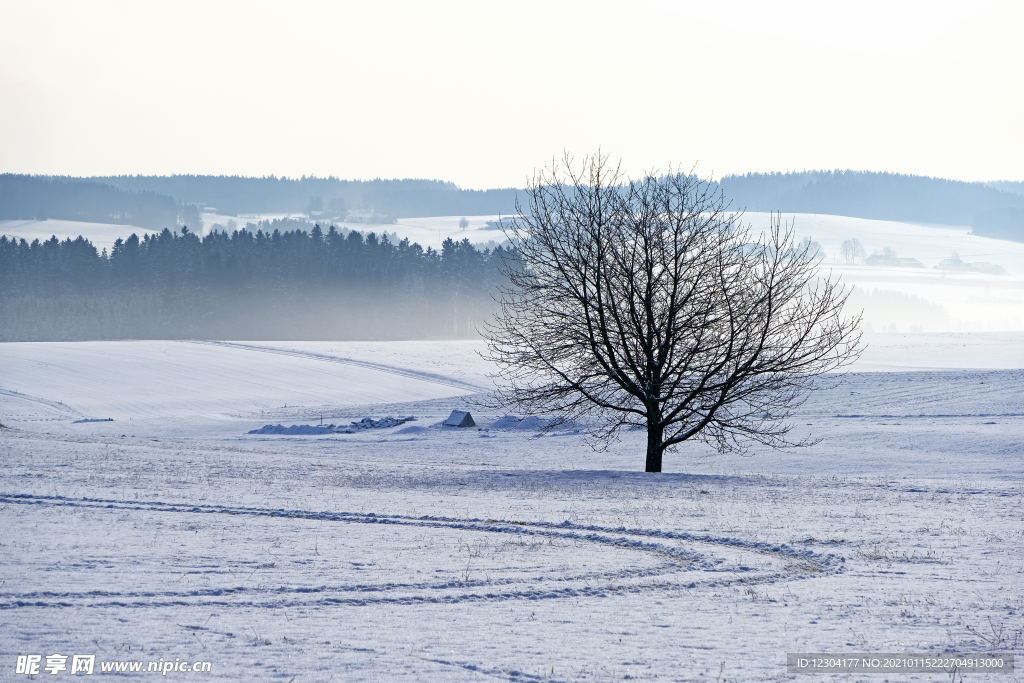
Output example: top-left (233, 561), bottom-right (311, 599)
top-left (191, 341), bottom-right (489, 393)
top-left (0, 493), bottom-right (843, 611)
top-left (0, 389), bottom-right (83, 417)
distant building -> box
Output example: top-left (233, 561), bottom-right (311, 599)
top-left (864, 248), bottom-right (923, 268)
top-left (935, 256), bottom-right (1007, 276)
top-left (344, 211), bottom-right (396, 225)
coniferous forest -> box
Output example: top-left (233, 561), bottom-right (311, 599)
top-left (0, 174), bottom-right (200, 229)
top-left (0, 223), bottom-right (510, 341)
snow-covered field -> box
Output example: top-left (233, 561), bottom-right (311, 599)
top-left (391, 215), bottom-right (508, 251)
top-left (201, 212), bottom-right (299, 234)
top-left (2, 337), bottom-right (1023, 681)
top-left (209, 213), bottom-right (509, 252)
top-left (741, 213), bottom-right (1024, 333)
top-left (0, 219), bottom-right (155, 254)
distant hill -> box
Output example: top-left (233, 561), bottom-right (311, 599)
top-left (6, 171), bottom-right (1024, 243)
top-left (717, 171), bottom-right (1024, 232)
top-left (89, 175), bottom-right (521, 219)
top-left (0, 174), bottom-right (197, 230)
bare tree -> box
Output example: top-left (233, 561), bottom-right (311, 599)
top-left (840, 238), bottom-right (865, 264)
top-left (483, 153), bottom-right (861, 472)
top-left (458, 217), bottom-right (470, 231)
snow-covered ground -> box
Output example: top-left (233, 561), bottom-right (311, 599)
top-left (391, 215), bottom-right (508, 251)
top-left (207, 213), bottom-right (509, 252)
top-left (744, 212), bottom-right (1024, 332)
top-left (851, 332), bottom-right (1024, 371)
top-left (1, 336), bottom-right (1022, 680)
top-left (0, 218), bottom-right (155, 254)
top-left (743, 213), bottom-right (1022, 273)
top-left (201, 212), bottom-right (298, 235)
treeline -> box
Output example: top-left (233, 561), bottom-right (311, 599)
top-left (89, 175), bottom-right (521, 218)
top-left (717, 170), bottom-right (1024, 239)
top-left (0, 174), bottom-right (200, 230)
top-left (990, 180), bottom-right (1024, 197)
top-left (0, 223), bottom-right (510, 341)
top-left (972, 208), bottom-right (1024, 241)
top-left (8, 171), bottom-right (1024, 241)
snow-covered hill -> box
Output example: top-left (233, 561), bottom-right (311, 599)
top-left (0, 340), bottom-right (486, 437)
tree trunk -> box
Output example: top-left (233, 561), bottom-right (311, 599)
top-left (645, 409), bottom-right (663, 473)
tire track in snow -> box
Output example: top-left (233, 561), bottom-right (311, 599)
top-left (2, 561), bottom-right (686, 603)
top-left (0, 493), bottom-right (843, 611)
top-left (807, 370), bottom-right (1024, 419)
top-left (0, 389), bottom-right (82, 416)
top-left (188, 341), bottom-right (489, 393)
top-left (835, 412), bottom-right (1024, 418)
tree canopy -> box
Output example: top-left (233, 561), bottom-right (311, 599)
top-left (485, 154), bottom-right (861, 472)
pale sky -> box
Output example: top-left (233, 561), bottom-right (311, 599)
top-left (1, 0), bottom-right (1022, 188)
